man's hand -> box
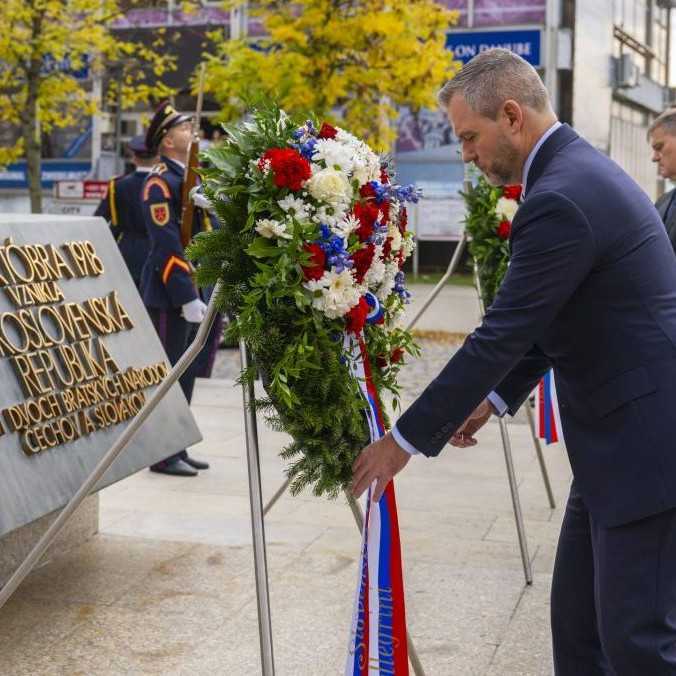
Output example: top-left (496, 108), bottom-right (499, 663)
top-left (351, 432), bottom-right (411, 502)
top-left (449, 398), bottom-right (493, 448)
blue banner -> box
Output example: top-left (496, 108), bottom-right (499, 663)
top-left (446, 28), bottom-right (542, 68)
top-left (0, 161), bottom-right (92, 189)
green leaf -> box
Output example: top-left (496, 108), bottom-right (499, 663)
top-left (246, 237), bottom-right (284, 259)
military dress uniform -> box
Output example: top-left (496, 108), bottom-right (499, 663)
top-left (94, 136), bottom-right (152, 289)
top-left (141, 102), bottom-right (213, 476)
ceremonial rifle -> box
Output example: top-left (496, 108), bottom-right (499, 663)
top-left (180, 63), bottom-right (206, 249)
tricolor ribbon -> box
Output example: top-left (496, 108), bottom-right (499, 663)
top-left (536, 369), bottom-right (563, 445)
top-left (344, 334), bottom-right (409, 675)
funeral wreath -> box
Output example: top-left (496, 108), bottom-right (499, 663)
top-left (462, 177), bottom-right (521, 307)
top-left (188, 105), bottom-right (420, 497)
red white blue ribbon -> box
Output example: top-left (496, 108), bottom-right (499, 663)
top-left (344, 335), bottom-right (409, 675)
top-left (536, 369), bottom-right (562, 445)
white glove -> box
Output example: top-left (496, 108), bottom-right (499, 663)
top-left (189, 185), bottom-right (214, 211)
top-left (182, 298), bottom-right (207, 323)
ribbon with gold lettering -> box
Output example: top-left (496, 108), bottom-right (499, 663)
top-left (344, 335), bottom-right (409, 675)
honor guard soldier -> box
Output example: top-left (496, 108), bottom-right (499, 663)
top-left (94, 135), bottom-right (157, 289)
top-left (141, 101), bottom-right (212, 477)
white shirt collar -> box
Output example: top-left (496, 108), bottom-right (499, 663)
top-left (135, 167), bottom-right (153, 174)
top-left (522, 121), bottom-right (562, 196)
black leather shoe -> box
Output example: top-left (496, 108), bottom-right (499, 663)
top-left (184, 455), bottom-right (210, 470)
top-left (150, 459), bottom-right (198, 477)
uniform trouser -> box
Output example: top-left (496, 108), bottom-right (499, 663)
top-left (148, 306), bottom-right (197, 465)
top-left (192, 313), bottom-right (224, 379)
top-left (551, 482), bottom-right (676, 675)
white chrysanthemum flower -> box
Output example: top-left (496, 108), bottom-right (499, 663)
top-left (307, 167), bottom-right (353, 209)
top-left (303, 268), bottom-right (361, 318)
top-left (401, 234), bottom-right (415, 260)
top-left (315, 204), bottom-right (347, 227)
top-left (335, 129), bottom-right (381, 183)
top-left (255, 218), bottom-right (291, 239)
top-left (376, 261), bottom-right (400, 301)
top-left (335, 128), bottom-right (361, 148)
top-left (388, 227), bottom-right (403, 253)
top-left (277, 194), bottom-right (312, 220)
top-left (364, 245), bottom-right (386, 288)
top-left (332, 214), bottom-right (360, 238)
top-left (312, 139), bottom-right (354, 174)
top-left (496, 197), bottom-right (519, 222)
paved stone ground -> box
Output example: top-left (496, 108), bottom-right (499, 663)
top-left (0, 284), bottom-right (571, 674)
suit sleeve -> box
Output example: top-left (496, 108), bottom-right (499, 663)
top-left (94, 178), bottom-right (114, 223)
top-left (395, 191), bottom-right (596, 456)
top-left (142, 175), bottom-right (197, 308)
top-left (492, 344), bottom-right (552, 415)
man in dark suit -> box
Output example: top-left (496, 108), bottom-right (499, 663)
top-left (352, 48), bottom-right (676, 674)
top-left (649, 108), bottom-right (676, 253)
top-left (94, 136), bottom-right (157, 289)
top-left (141, 101), bottom-right (211, 477)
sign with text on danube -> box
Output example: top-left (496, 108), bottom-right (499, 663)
top-left (446, 28), bottom-right (543, 68)
top-left (0, 215), bottom-right (201, 537)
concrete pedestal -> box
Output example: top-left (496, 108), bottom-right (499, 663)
top-left (0, 494), bottom-right (99, 586)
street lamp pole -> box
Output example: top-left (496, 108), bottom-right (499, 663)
top-left (545, 0), bottom-right (561, 114)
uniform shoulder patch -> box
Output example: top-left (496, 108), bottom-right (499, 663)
top-left (150, 202), bottom-right (170, 227)
top-left (143, 175), bottom-right (171, 201)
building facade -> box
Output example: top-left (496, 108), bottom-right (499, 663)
top-left (395, 0), bottom-right (673, 200)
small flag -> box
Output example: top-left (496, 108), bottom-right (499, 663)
top-left (536, 369), bottom-right (562, 445)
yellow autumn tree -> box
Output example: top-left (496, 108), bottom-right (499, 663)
top-left (0, 0), bottom-right (177, 213)
top-left (204, 0), bottom-right (461, 152)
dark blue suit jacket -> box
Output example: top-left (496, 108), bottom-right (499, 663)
top-left (397, 124), bottom-right (676, 527)
top-left (94, 170), bottom-right (150, 286)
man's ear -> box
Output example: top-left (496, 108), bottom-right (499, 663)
top-left (502, 100), bottom-right (524, 133)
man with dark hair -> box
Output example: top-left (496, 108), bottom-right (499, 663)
top-left (649, 108), bottom-right (676, 253)
top-left (94, 136), bottom-right (157, 289)
top-left (141, 101), bottom-right (211, 477)
top-left (353, 48), bottom-right (676, 674)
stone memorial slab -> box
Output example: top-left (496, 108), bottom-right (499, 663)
top-left (0, 214), bottom-right (202, 537)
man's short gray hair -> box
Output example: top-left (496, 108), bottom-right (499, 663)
top-left (437, 48), bottom-right (550, 118)
top-left (648, 109), bottom-right (676, 138)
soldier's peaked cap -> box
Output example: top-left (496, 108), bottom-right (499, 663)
top-left (145, 100), bottom-right (192, 152)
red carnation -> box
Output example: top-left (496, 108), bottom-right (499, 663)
top-left (259, 147), bottom-right (311, 192)
top-left (318, 122), bottom-right (338, 139)
top-left (398, 206), bottom-right (408, 235)
top-left (353, 201), bottom-right (380, 242)
top-left (301, 243), bottom-right (326, 281)
top-left (346, 297), bottom-right (369, 335)
top-left (497, 220), bottom-right (511, 240)
top-left (503, 184), bottom-right (522, 201)
top-left (375, 347), bottom-right (404, 369)
top-left (383, 237), bottom-right (393, 259)
top-left (359, 183), bottom-right (390, 222)
top-left (380, 168), bottom-right (390, 184)
top-left (352, 243), bottom-right (375, 284)
top-left (397, 250), bottom-right (405, 269)
top-left (391, 347), bottom-right (404, 363)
